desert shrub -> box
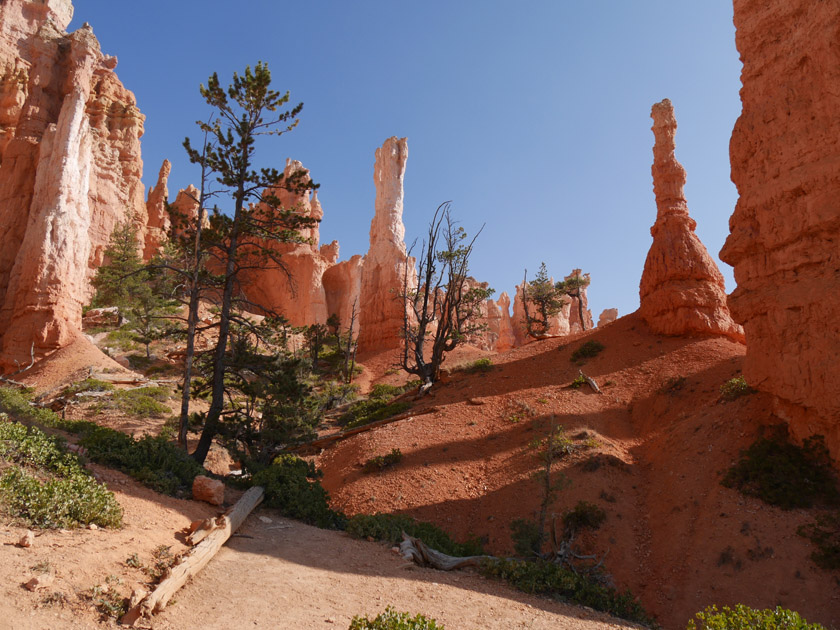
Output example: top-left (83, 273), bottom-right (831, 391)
top-left (363, 449), bottom-right (403, 473)
top-left (687, 604), bottom-right (825, 630)
top-left (563, 501), bottom-right (606, 536)
top-left (722, 434), bottom-right (839, 510)
top-left (454, 358), bottom-right (493, 374)
top-left (340, 383), bottom-right (414, 430)
top-left (105, 328), bottom-right (138, 351)
top-left (0, 387), bottom-right (66, 428)
top-left (720, 376), bottom-right (753, 401)
top-left (0, 420), bottom-right (122, 528)
top-left (62, 378), bottom-right (114, 397)
top-left (480, 558), bottom-right (653, 625)
top-left (510, 518), bottom-right (543, 557)
top-left (106, 386), bottom-right (170, 417)
top-left (346, 513), bottom-right (483, 557)
top-left (570, 341), bottom-right (604, 363)
top-left (78, 426), bottom-right (203, 496)
top-left (797, 511), bottom-right (840, 570)
top-left (89, 575), bottom-right (127, 619)
top-left (349, 606), bottom-right (443, 630)
top-left (252, 454), bottom-right (345, 529)
top-left (570, 374), bottom-right (587, 389)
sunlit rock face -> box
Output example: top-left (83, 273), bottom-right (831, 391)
top-left (638, 99), bottom-right (742, 343)
top-left (356, 136), bottom-right (415, 354)
top-left (0, 0), bottom-right (146, 368)
top-left (721, 1), bottom-right (840, 457)
top-left (598, 308), bottom-right (618, 327)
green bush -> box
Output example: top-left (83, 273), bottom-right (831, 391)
top-left (570, 341), bottom-right (604, 363)
top-left (797, 511), bottom-right (840, 570)
top-left (563, 501), bottom-right (606, 535)
top-left (687, 604), bottom-right (825, 630)
top-left (78, 426), bottom-right (203, 496)
top-left (340, 382), bottom-right (414, 430)
top-left (454, 358), bottom-right (494, 374)
top-left (570, 374), bottom-right (587, 389)
top-left (106, 386), bottom-right (171, 417)
top-left (720, 376), bottom-right (754, 401)
top-left (363, 449), bottom-right (403, 473)
top-left (0, 387), bottom-right (66, 428)
top-left (62, 378), bottom-right (114, 397)
top-left (0, 420), bottom-right (122, 528)
top-left (722, 434), bottom-right (839, 510)
top-left (480, 558), bottom-right (653, 626)
top-left (252, 454), bottom-right (345, 529)
top-left (510, 518), bottom-right (543, 557)
top-left (105, 328), bottom-right (138, 351)
top-left (346, 513), bottom-right (483, 557)
top-left (349, 606), bottom-right (443, 630)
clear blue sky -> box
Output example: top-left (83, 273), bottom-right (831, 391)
top-left (72, 1), bottom-right (742, 320)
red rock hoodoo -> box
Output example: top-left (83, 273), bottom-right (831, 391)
top-left (639, 99), bottom-right (743, 342)
top-left (0, 0), bottom-right (146, 368)
top-left (355, 137), bottom-right (414, 354)
top-left (721, 1), bottom-right (840, 456)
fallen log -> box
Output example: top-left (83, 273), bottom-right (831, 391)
top-left (399, 532), bottom-right (494, 571)
top-left (290, 406), bottom-right (438, 455)
top-left (120, 485), bottom-right (264, 626)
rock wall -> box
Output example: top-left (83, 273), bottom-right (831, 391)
top-left (144, 159), bottom-right (170, 259)
top-left (0, 0), bottom-right (145, 368)
top-left (639, 99), bottom-right (742, 342)
top-left (356, 137), bottom-right (414, 354)
top-left (598, 308), bottom-right (618, 327)
top-left (721, 1), bottom-right (840, 455)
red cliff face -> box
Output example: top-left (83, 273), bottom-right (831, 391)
top-left (721, 1), bottom-right (840, 456)
top-left (0, 0), bottom-right (146, 368)
top-left (639, 99), bottom-right (743, 342)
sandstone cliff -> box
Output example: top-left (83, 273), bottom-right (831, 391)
top-left (0, 0), bottom-right (146, 368)
top-left (721, 1), bottom-right (840, 456)
top-left (355, 137), bottom-right (414, 354)
top-left (638, 99), bottom-right (742, 342)
top-left (597, 308), bottom-right (618, 327)
top-left (144, 159), bottom-right (170, 259)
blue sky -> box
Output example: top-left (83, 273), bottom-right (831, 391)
top-left (71, 1), bottom-right (742, 320)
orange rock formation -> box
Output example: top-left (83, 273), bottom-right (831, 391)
top-left (721, 1), bottom-right (840, 456)
top-left (0, 0), bottom-right (146, 368)
top-left (639, 99), bottom-right (743, 342)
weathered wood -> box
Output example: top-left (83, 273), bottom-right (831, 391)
top-left (579, 370), bottom-right (601, 394)
top-left (120, 486), bottom-right (264, 626)
top-left (399, 532), bottom-right (494, 571)
top-left (291, 406), bottom-right (438, 455)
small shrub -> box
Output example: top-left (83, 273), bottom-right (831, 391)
top-left (722, 433), bottom-right (839, 510)
top-left (105, 328), bottom-right (138, 352)
top-left (563, 501), bottom-right (606, 536)
top-left (480, 558), bottom-right (653, 625)
top-left (346, 513), bottom-right (483, 557)
top-left (78, 426), bottom-right (203, 496)
top-left (797, 511), bottom-right (840, 571)
top-left (126, 354), bottom-right (152, 371)
top-left (252, 454), bottom-right (345, 529)
top-left (720, 376), bottom-right (754, 401)
top-left (510, 518), bottom-right (542, 557)
top-left (349, 606), bottom-right (443, 630)
top-left (146, 545), bottom-right (177, 581)
top-left (89, 575), bottom-right (127, 619)
top-left (363, 449), bottom-right (403, 473)
top-left (340, 383), bottom-right (414, 430)
top-left (455, 358), bottom-right (493, 374)
top-left (687, 604), bottom-right (825, 630)
top-left (108, 386), bottom-right (170, 417)
top-left (62, 378), bottom-right (114, 397)
top-left (570, 341), bottom-right (604, 363)
top-left (570, 375), bottom-right (586, 389)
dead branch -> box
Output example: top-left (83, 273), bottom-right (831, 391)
top-left (399, 532), bottom-right (494, 571)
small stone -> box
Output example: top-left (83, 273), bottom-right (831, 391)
top-left (24, 573), bottom-right (54, 591)
top-left (258, 516), bottom-right (272, 524)
top-left (87, 523), bottom-right (98, 531)
top-left (192, 476), bottom-right (225, 506)
top-left (17, 531), bottom-right (34, 548)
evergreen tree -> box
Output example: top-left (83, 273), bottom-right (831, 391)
top-left (521, 262), bottom-right (566, 338)
top-left (90, 220), bottom-right (144, 319)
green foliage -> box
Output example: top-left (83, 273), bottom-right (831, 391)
top-left (89, 575), bottom-right (127, 619)
top-left (722, 433), bottom-right (839, 510)
top-left (480, 558), bottom-right (654, 626)
top-left (522, 262), bottom-right (566, 338)
top-left (570, 375), bottom-right (587, 389)
top-left (0, 420), bottom-right (122, 528)
top-left (720, 376), bottom-right (754, 401)
top-left (346, 513), bottom-right (484, 557)
top-left (105, 328), bottom-right (138, 351)
top-left (144, 545), bottom-right (178, 581)
top-left (90, 220), bottom-right (144, 311)
top-left (797, 511), bottom-right (840, 570)
top-left (349, 607), bottom-right (443, 630)
top-left (340, 383), bottom-right (414, 430)
top-left (454, 357), bottom-right (494, 374)
top-left (563, 501), bottom-right (606, 536)
top-left (92, 386), bottom-right (171, 418)
top-left (0, 386), bottom-right (67, 428)
top-left (687, 604), bottom-right (825, 630)
top-left (363, 449), bottom-right (403, 473)
top-left (62, 378), bottom-right (114, 397)
top-left (252, 454), bottom-right (345, 529)
top-left (570, 340), bottom-right (604, 362)
top-left (78, 426), bottom-right (203, 496)
top-left (510, 517), bottom-right (543, 557)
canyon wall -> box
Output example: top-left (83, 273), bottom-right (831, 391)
top-left (639, 99), bottom-right (742, 342)
top-left (0, 0), bottom-right (145, 368)
top-left (721, 1), bottom-right (840, 455)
